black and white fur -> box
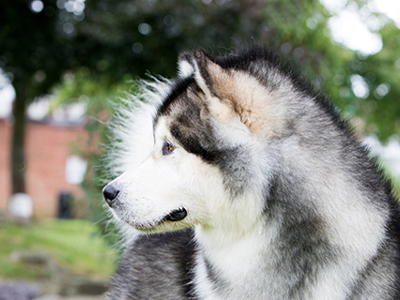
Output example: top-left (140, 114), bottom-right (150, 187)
top-left (102, 48), bottom-right (400, 299)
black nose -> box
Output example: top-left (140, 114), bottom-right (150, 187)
top-left (103, 184), bottom-right (119, 207)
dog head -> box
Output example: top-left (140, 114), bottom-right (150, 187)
top-left (103, 49), bottom-right (286, 233)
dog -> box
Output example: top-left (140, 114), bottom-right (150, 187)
top-left (102, 47), bottom-right (400, 299)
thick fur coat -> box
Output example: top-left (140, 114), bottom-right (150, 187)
top-left (102, 48), bottom-right (400, 299)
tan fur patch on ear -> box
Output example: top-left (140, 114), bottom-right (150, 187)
top-left (206, 62), bottom-right (285, 138)
top-left (207, 96), bottom-right (241, 126)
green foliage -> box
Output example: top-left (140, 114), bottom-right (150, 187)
top-left (356, 22), bottom-right (400, 140)
top-left (0, 219), bottom-right (117, 280)
top-left (53, 68), bottom-right (134, 114)
top-left (0, 0), bottom-right (70, 97)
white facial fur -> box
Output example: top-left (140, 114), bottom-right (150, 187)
top-left (108, 116), bottom-right (231, 233)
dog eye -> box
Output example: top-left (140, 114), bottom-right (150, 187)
top-left (162, 141), bottom-right (175, 155)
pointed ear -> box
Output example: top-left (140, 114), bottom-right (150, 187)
top-left (177, 52), bottom-right (196, 78)
top-left (178, 49), bottom-right (224, 99)
top-left (178, 50), bottom-right (245, 128)
top-left (179, 49), bottom-right (284, 137)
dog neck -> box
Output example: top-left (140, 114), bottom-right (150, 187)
top-left (193, 218), bottom-right (273, 299)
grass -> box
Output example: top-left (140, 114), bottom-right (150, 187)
top-left (0, 219), bottom-right (118, 280)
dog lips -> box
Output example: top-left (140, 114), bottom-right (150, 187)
top-left (165, 208), bottom-right (187, 222)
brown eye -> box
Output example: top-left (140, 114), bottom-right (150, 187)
top-left (162, 141), bottom-right (175, 155)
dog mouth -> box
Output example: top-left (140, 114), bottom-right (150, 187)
top-left (129, 207), bottom-right (188, 232)
top-left (163, 207), bottom-right (187, 222)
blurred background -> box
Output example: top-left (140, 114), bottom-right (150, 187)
top-left (0, 0), bottom-right (400, 298)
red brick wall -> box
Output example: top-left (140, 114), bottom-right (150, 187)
top-left (0, 119), bottom-right (86, 218)
top-left (0, 120), bottom-right (12, 213)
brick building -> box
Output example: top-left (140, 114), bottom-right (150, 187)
top-left (0, 118), bottom-right (86, 218)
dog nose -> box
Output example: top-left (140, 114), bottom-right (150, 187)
top-left (103, 184), bottom-right (119, 207)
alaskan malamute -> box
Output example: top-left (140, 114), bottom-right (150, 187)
top-left (102, 48), bottom-right (400, 299)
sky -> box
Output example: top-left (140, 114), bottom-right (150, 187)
top-left (321, 0), bottom-right (400, 55)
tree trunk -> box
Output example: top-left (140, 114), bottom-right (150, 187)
top-left (11, 86), bottom-right (27, 194)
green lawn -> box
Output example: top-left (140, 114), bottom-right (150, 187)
top-left (0, 219), bottom-right (117, 280)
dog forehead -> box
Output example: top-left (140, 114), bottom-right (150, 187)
top-left (154, 105), bottom-right (207, 149)
top-left (155, 76), bottom-right (201, 120)
top-left (155, 99), bottom-right (204, 139)
top-left (154, 84), bottom-right (207, 137)
top-left (154, 116), bottom-right (170, 139)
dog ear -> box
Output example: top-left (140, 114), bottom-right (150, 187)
top-left (178, 50), bottom-right (242, 125)
top-left (178, 49), bottom-right (218, 99)
top-left (178, 50), bottom-right (249, 129)
top-left (178, 49), bottom-right (281, 137)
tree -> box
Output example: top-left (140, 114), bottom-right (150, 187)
top-left (0, 0), bottom-right (76, 195)
top-left (0, 0), bottom-right (122, 197)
